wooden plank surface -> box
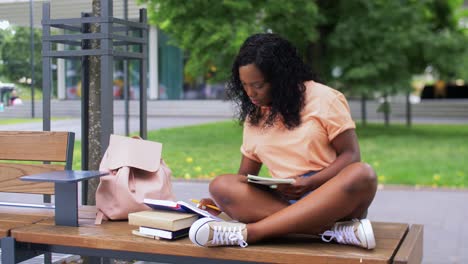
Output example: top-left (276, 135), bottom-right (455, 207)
top-left (0, 221), bottom-right (31, 238)
top-left (0, 163), bottom-right (63, 194)
top-left (393, 224), bottom-right (424, 264)
top-left (12, 221), bottom-right (409, 264)
top-left (0, 131), bottom-right (69, 162)
top-left (0, 205), bottom-right (95, 219)
top-left (0, 206), bottom-right (94, 238)
top-left (0, 215), bottom-right (53, 238)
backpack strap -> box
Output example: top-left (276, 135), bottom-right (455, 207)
top-left (95, 209), bottom-right (108, 225)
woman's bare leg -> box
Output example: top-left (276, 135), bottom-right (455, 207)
top-left (209, 173), bottom-right (290, 223)
top-left (246, 162), bottom-right (377, 242)
top-left (210, 162), bottom-right (376, 243)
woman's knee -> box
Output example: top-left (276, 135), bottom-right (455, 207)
top-left (209, 174), bottom-right (244, 200)
top-left (343, 162), bottom-right (377, 194)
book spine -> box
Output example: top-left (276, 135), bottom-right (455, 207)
top-left (139, 226), bottom-right (189, 240)
top-left (129, 215), bottom-right (174, 230)
top-left (139, 226), bottom-right (174, 239)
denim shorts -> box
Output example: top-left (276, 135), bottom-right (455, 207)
top-left (288, 171), bottom-right (318, 204)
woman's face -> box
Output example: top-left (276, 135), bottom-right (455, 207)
top-left (239, 64), bottom-right (272, 107)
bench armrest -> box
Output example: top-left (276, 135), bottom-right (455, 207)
top-left (20, 170), bottom-right (108, 183)
top-left (20, 170), bottom-right (108, 227)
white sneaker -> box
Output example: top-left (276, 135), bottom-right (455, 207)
top-left (189, 217), bottom-right (248, 247)
top-left (321, 219), bottom-right (376, 249)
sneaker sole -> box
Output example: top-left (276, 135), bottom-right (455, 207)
top-left (360, 219), bottom-right (376, 249)
top-left (189, 217), bottom-right (217, 247)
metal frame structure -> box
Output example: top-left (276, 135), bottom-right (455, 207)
top-left (41, 0), bottom-right (148, 203)
top-left (0, 239), bottom-right (255, 264)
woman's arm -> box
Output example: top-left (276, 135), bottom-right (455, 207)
top-left (310, 128), bottom-right (361, 185)
top-left (238, 154), bottom-right (263, 176)
top-left (278, 128), bottom-right (361, 200)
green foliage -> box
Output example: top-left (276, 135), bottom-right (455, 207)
top-left (142, 0), bottom-right (467, 98)
top-left (421, 0), bottom-right (468, 80)
top-left (141, 0), bottom-right (320, 82)
top-left (327, 1), bottom-right (430, 96)
top-left (0, 26), bottom-right (42, 89)
top-left (424, 29), bottom-right (467, 80)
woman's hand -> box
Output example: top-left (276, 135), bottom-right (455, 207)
top-left (196, 198), bottom-right (222, 216)
top-left (276, 176), bottom-right (315, 200)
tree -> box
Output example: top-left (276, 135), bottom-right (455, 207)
top-left (325, 1), bottom-right (430, 126)
top-left (142, 0), bottom-right (321, 83)
top-left (143, 0), bottom-right (467, 126)
top-left (0, 29), bottom-right (8, 76)
top-left (324, 0), bottom-right (467, 126)
top-left (1, 27), bottom-right (42, 87)
top-left (422, 0), bottom-right (468, 81)
top-left (86, 0), bottom-right (102, 205)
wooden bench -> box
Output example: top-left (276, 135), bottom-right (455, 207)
top-left (5, 218), bottom-right (423, 263)
top-left (0, 131), bottom-right (74, 262)
top-left (0, 131), bottom-right (74, 237)
top-left (0, 131), bottom-right (423, 263)
top-left (0, 131), bottom-right (104, 262)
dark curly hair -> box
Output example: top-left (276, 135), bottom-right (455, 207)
top-left (226, 33), bottom-right (315, 129)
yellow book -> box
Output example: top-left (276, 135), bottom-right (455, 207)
top-left (128, 210), bottom-right (198, 231)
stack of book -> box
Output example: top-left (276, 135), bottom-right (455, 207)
top-left (129, 210), bottom-right (198, 240)
top-left (129, 199), bottom-right (222, 240)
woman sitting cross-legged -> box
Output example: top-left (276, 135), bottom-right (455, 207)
top-left (189, 33), bottom-right (377, 249)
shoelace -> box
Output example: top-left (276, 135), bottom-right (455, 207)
top-left (321, 222), bottom-right (361, 246)
top-left (212, 226), bottom-right (248, 248)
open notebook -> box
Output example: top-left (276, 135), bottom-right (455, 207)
top-left (247, 174), bottom-right (295, 188)
top-left (143, 199), bottom-right (222, 221)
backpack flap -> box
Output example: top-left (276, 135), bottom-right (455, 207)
top-left (106, 134), bottom-right (162, 172)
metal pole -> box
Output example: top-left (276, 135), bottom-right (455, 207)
top-left (100, 0), bottom-right (114, 150)
top-left (29, 0), bottom-right (35, 118)
top-left (123, 0), bottom-right (130, 136)
top-left (140, 8), bottom-right (148, 139)
top-left (81, 12), bottom-right (91, 205)
top-left (41, 2), bottom-right (51, 131)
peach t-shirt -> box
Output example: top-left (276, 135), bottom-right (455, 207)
top-left (240, 81), bottom-right (355, 178)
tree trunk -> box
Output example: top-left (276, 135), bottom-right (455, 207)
top-left (86, 0), bottom-right (102, 205)
top-left (361, 93), bottom-right (367, 127)
top-left (406, 91), bottom-right (412, 127)
top-left (384, 94), bottom-right (390, 127)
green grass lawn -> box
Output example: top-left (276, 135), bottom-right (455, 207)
top-left (0, 117), bottom-right (67, 125)
top-left (72, 121), bottom-right (467, 188)
top-left (0, 118), bottom-right (45, 125)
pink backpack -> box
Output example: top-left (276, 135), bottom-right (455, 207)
top-left (95, 134), bottom-right (174, 224)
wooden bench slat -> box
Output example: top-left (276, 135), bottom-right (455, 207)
top-left (0, 206), bottom-right (93, 239)
top-left (0, 216), bottom-right (53, 238)
top-left (393, 224), bottom-right (424, 264)
top-left (12, 221), bottom-right (409, 264)
top-left (0, 131), bottom-right (70, 162)
top-left (0, 163), bottom-right (63, 194)
top-left (0, 222), bottom-right (30, 238)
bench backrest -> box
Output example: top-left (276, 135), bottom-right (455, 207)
top-left (0, 131), bottom-right (74, 195)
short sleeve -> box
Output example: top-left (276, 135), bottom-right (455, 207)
top-left (240, 145), bottom-right (261, 163)
top-left (323, 93), bottom-right (356, 141)
top-left (240, 123), bottom-right (261, 163)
